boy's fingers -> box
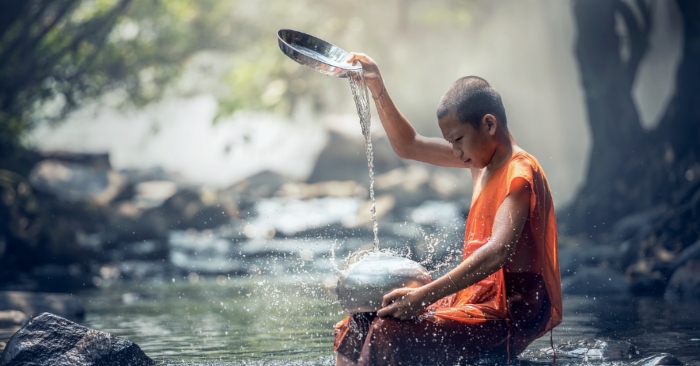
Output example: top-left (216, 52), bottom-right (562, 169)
top-left (346, 52), bottom-right (372, 66)
top-left (347, 52), bottom-right (363, 63)
top-left (382, 290), bottom-right (398, 307)
top-left (377, 304), bottom-right (393, 317)
top-left (383, 288), bottom-right (408, 306)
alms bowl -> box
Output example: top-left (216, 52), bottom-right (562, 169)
top-left (277, 29), bottom-right (361, 78)
top-left (336, 251), bottom-right (432, 313)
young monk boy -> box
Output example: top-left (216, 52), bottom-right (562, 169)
top-left (333, 53), bottom-right (563, 365)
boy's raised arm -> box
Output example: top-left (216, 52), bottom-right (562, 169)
top-left (347, 53), bottom-right (464, 168)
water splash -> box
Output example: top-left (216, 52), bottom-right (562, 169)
top-left (347, 70), bottom-right (379, 251)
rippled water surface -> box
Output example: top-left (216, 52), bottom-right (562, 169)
top-left (81, 276), bottom-right (700, 365)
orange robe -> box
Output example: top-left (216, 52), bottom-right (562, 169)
top-left (334, 150), bottom-right (563, 365)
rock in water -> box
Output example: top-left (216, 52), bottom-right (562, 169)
top-left (0, 312), bottom-right (155, 366)
top-left (553, 338), bottom-right (636, 360)
top-left (632, 353), bottom-right (683, 366)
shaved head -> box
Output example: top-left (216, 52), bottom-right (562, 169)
top-left (436, 76), bottom-right (507, 128)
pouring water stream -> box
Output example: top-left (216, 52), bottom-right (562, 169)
top-left (347, 69), bottom-right (379, 252)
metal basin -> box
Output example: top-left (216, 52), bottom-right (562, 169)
top-left (277, 29), bottom-right (361, 78)
top-left (336, 252), bottom-right (433, 313)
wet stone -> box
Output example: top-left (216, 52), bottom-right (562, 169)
top-left (523, 338), bottom-right (637, 361)
top-left (632, 353), bottom-right (684, 366)
top-left (0, 312), bottom-right (155, 366)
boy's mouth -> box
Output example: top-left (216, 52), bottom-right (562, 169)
top-left (463, 158), bottom-right (471, 165)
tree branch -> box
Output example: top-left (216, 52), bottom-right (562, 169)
top-left (20, 0), bottom-right (79, 59)
top-left (38, 0), bottom-right (132, 74)
top-left (0, 0), bottom-right (55, 70)
top-left (0, 1), bottom-right (31, 42)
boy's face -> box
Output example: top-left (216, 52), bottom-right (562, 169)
top-left (438, 111), bottom-right (497, 169)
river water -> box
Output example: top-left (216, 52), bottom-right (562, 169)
top-left (81, 275), bottom-right (700, 365)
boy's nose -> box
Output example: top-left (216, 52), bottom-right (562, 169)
top-left (452, 146), bottom-right (462, 158)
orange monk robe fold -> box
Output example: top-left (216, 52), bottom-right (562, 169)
top-left (333, 150), bottom-right (562, 365)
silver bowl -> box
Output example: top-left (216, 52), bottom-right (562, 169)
top-left (336, 252), bottom-right (433, 313)
top-left (277, 29), bottom-right (361, 78)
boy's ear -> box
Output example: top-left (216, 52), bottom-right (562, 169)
top-left (483, 114), bottom-right (497, 135)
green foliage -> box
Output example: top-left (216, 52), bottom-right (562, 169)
top-left (217, 45), bottom-right (291, 118)
top-left (0, 0), bottom-right (239, 154)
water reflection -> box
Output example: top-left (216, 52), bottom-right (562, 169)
top-left (81, 278), bottom-right (700, 365)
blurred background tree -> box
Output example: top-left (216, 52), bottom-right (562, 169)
top-left (562, 0), bottom-right (699, 296)
top-left (564, 0), bottom-right (699, 237)
top-left (0, 0), bottom-right (242, 164)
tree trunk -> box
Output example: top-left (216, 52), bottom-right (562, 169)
top-left (564, 0), bottom-right (700, 238)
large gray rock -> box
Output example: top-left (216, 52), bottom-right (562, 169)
top-left (1, 312), bottom-right (154, 366)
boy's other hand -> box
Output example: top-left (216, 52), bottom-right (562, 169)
top-left (347, 52), bottom-right (384, 98)
top-left (377, 287), bottom-right (427, 320)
